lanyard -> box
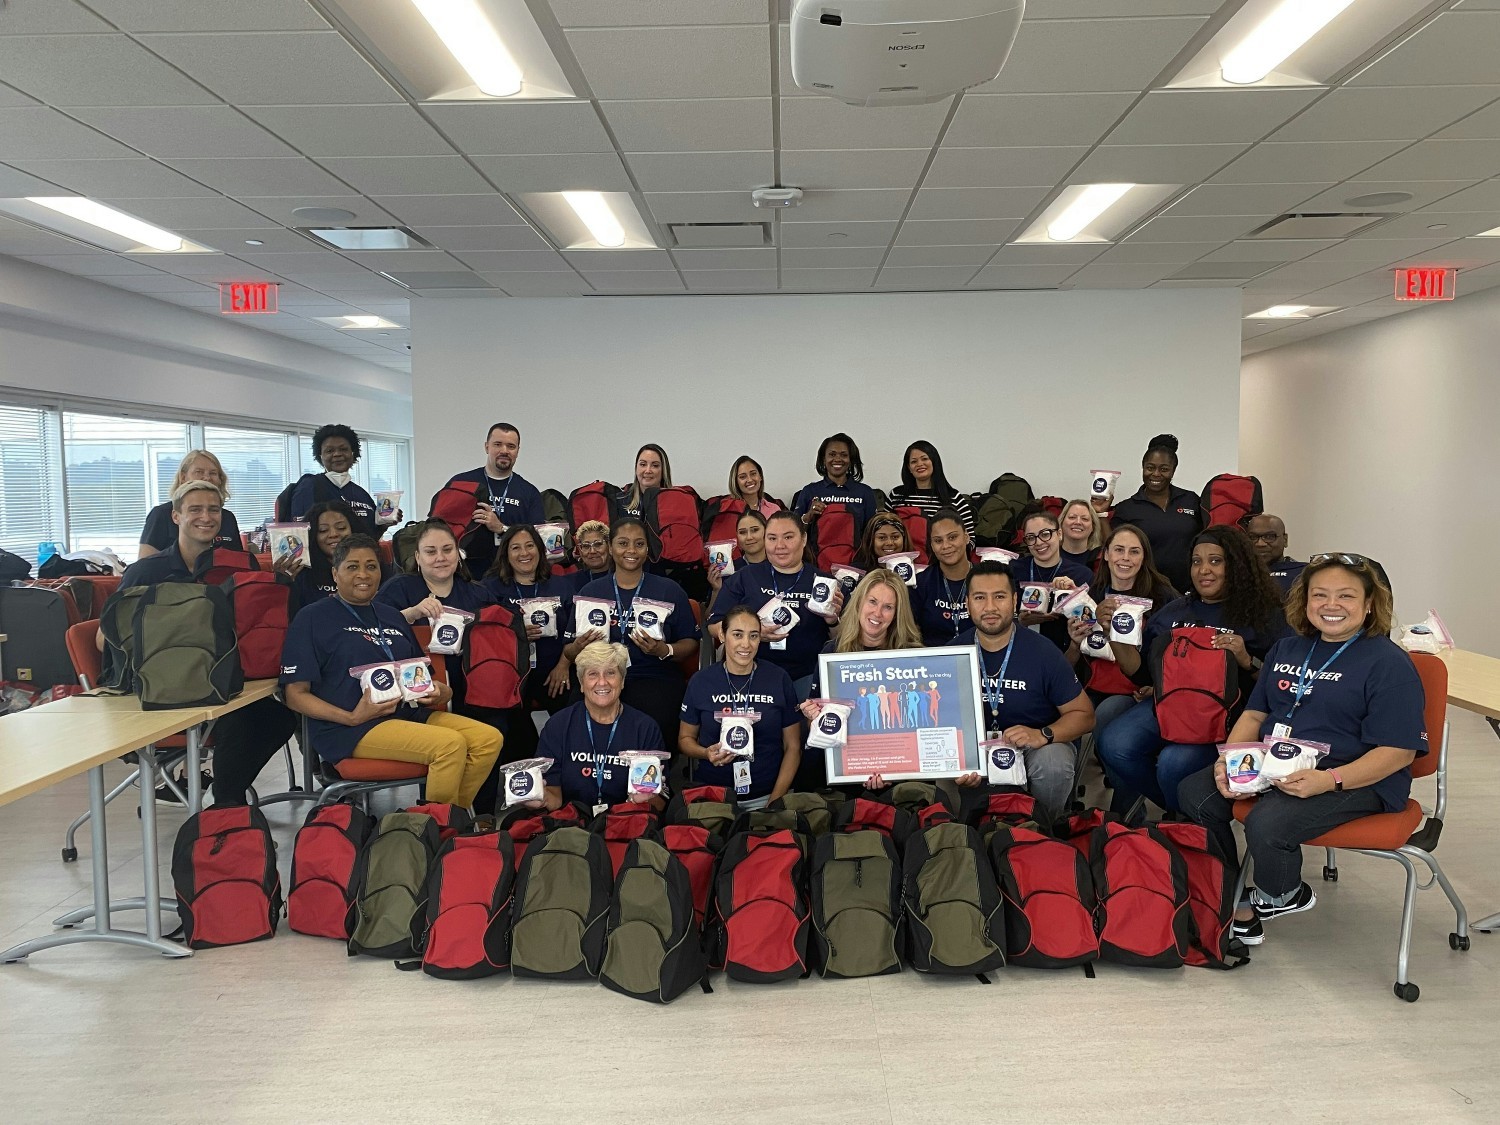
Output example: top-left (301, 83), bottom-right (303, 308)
top-left (486, 474), bottom-right (513, 510)
top-left (1287, 631), bottom-right (1362, 719)
top-left (339, 597), bottom-right (394, 661)
top-left (1028, 558), bottom-right (1059, 583)
top-left (941, 570), bottom-right (969, 636)
top-left (980, 633), bottom-right (1017, 720)
top-left (506, 580), bottom-right (538, 604)
top-left (585, 711), bottom-right (621, 804)
top-left (770, 564), bottom-right (806, 600)
top-left (612, 575), bottom-right (639, 632)
top-left (722, 663), bottom-right (757, 707)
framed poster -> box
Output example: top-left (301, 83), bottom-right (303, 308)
top-left (816, 646), bottom-right (986, 784)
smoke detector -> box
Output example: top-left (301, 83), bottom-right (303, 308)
top-left (751, 187), bottom-right (805, 209)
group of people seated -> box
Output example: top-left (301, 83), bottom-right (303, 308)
top-left (117, 422), bottom-right (1426, 950)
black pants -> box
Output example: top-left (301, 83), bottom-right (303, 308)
top-left (210, 697), bottom-right (299, 806)
top-left (1178, 765), bottom-right (1386, 899)
top-left (467, 670), bottom-right (570, 816)
top-left (622, 673), bottom-right (686, 757)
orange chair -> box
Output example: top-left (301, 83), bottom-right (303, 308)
top-left (1231, 652), bottom-right (1469, 1001)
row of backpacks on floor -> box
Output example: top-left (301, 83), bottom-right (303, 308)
top-left (172, 782), bottom-right (1247, 1005)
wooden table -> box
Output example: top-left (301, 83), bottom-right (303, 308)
top-left (0, 704), bottom-right (204, 963)
top-left (1439, 650), bottom-right (1500, 934)
top-left (184, 679), bottom-right (282, 812)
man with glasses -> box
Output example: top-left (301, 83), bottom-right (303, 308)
top-left (1246, 514), bottom-right (1305, 595)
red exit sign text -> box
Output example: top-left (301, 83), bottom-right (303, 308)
top-left (1394, 268), bottom-right (1456, 302)
top-left (219, 281), bottom-right (279, 314)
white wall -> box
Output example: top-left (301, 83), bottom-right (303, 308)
top-left (0, 256), bottom-right (411, 436)
top-left (1241, 288), bottom-right (1500, 658)
top-left (412, 288), bottom-right (1243, 507)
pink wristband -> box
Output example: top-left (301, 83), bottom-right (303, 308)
top-left (1329, 768), bottom-right (1344, 792)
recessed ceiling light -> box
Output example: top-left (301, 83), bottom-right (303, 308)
top-left (301, 226), bottom-right (431, 251)
top-left (514, 191), bottom-right (657, 250)
top-left (0, 196), bottom-right (214, 253)
top-left (1221, 0), bottom-right (1357, 85)
top-left (1344, 191), bottom-right (1412, 207)
top-left (1013, 184), bottom-right (1180, 245)
top-left (244, 239), bottom-right (265, 246)
top-left (313, 314), bottom-right (403, 329)
top-left (1247, 304), bottom-right (1311, 318)
top-left (1472, 224), bottom-right (1500, 238)
top-left (411, 0), bottom-right (522, 96)
top-left (562, 192), bottom-right (625, 248)
top-left (1048, 184), bottom-right (1133, 242)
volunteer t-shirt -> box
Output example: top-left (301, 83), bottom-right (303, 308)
top-left (568, 573), bottom-right (695, 679)
top-left (951, 626), bottom-right (1083, 732)
top-left (376, 573), bottom-right (494, 616)
top-left (1111, 485), bottom-right (1205, 594)
top-left (680, 662), bottom-right (799, 799)
top-left (567, 568), bottom-right (611, 595)
top-left (1267, 556), bottom-right (1308, 596)
top-left (1141, 594), bottom-right (1290, 697)
top-left (289, 474), bottom-right (380, 537)
top-left (1018, 555), bottom-right (1094, 653)
top-left (139, 501), bottom-right (241, 553)
top-left (912, 564), bottom-right (973, 647)
top-left (483, 574), bottom-right (572, 676)
top-left (707, 560), bottom-right (837, 680)
top-left (1247, 633), bottom-right (1426, 812)
top-left (293, 566), bottom-right (337, 611)
top-left (442, 467), bottom-right (545, 528)
top-left (279, 596), bottom-right (426, 763)
top-left (1081, 580), bottom-right (1177, 697)
top-left (792, 477), bottom-right (877, 529)
top-left (1061, 547), bottom-right (1099, 573)
top-left (539, 701), bottom-right (665, 807)
top-left (888, 487), bottom-right (976, 537)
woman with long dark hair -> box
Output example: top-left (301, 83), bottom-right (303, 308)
top-left (888, 440), bottom-right (975, 536)
top-left (726, 455), bottom-right (783, 517)
top-left (618, 443), bottom-right (671, 518)
top-left (289, 500), bottom-right (357, 606)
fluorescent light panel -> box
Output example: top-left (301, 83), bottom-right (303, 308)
top-left (1248, 304), bottom-right (1311, 318)
top-left (1222, 0), bottom-right (1357, 85)
top-left (0, 197), bottom-right (213, 253)
top-left (514, 191), bottom-right (658, 251)
top-left (1047, 184), bottom-right (1133, 242)
top-left (1013, 184), bottom-right (1181, 245)
top-left (1473, 225), bottom-right (1500, 238)
top-left (563, 192), bottom-right (625, 249)
top-left (314, 315), bottom-right (403, 329)
top-left (410, 0), bottom-right (521, 97)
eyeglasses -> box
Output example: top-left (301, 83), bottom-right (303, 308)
top-left (1022, 528), bottom-right (1057, 546)
top-left (1247, 531), bottom-right (1283, 543)
top-left (1310, 553), bottom-right (1369, 567)
top-left (577, 540), bottom-right (607, 551)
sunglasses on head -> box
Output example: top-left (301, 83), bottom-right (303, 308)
top-left (1309, 553), bottom-right (1369, 567)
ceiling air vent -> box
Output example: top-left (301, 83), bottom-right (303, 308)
top-left (668, 223), bottom-right (771, 248)
top-left (1246, 213), bottom-right (1392, 239)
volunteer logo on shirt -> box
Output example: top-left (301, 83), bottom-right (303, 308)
top-left (818, 711), bottom-right (843, 736)
top-left (1176, 507), bottom-right (1197, 516)
top-left (1269, 741), bottom-right (1300, 760)
top-left (1111, 611), bottom-right (1134, 634)
top-left (587, 607), bottom-right (608, 628)
top-left (771, 606), bottom-right (794, 627)
top-left (435, 623), bottom-right (461, 647)
top-left (637, 609), bottom-right (660, 629)
top-left (724, 725), bottom-right (752, 752)
top-left (370, 668), bottom-right (396, 692)
top-left (529, 610), bottom-right (550, 628)
top-left (507, 772), bottom-right (536, 797)
top-left (991, 746), bottom-right (1017, 770)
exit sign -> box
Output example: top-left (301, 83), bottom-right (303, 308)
top-left (1394, 268), bottom-right (1456, 302)
top-left (219, 281), bottom-right (278, 314)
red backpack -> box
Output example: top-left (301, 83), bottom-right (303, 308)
top-left (499, 801), bottom-right (589, 866)
top-left (644, 485), bottom-right (705, 566)
top-left (1202, 473), bottom-right (1263, 529)
top-left (192, 547), bottom-right (259, 586)
top-left (831, 796), bottom-right (914, 849)
top-left (219, 571), bottom-right (296, 680)
top-left (591, 802), bottom-right (663, 875)
top-left (288, 802), bottom-right (375, 940)
top-left (890, 505), bottom-right (930, 565)
top-left (1150, 626), bottom-right (1241, 744)
top-left (988, 826), bottom-right (1100, 970)
top-left (171, 805), bottom-right (282, 949)
top-left (1155, 822), bottom-right (1249, 970)
top-left (568, 480), bottom-right (620, 532)
top-left (404, 801), bottom-right (474, 842)
top-left (812, 502), bottom-right (857, 570)
top-left (709, 828), bottom-right (811, 982)
top-left (700, 496), bottom-right (747, 553)
top-left (407, 832), bottom-right (517, 979)
top-left (1085, 821), bottom-right (1191, 969)
top-left (459, 604), bottom-right (529, 709)
top-left (662, 823), bottom-right (724, 928)
top-left (428, 479), bottom-right (483, 539)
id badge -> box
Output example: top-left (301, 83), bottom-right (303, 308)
top-left (733, 759), bottom-right (752, 795)
top-left (770, 638), bottom-right (787, 651)
top-left (1271, 722), bottom-right (1292, 741)
top-left (528, 642), bottom-right (537, 670)
top-left (592, 802), bottom-right (610, 817)
top-left (624, 647), bottom-right (632, 668)
top-left (494, 532), bottom-right (503, 546)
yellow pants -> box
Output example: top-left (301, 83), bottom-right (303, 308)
top-left (352, 711), bottom-right (502, 809)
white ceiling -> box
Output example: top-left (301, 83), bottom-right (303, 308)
top-left (0, 0), bottom-right (1498, 368)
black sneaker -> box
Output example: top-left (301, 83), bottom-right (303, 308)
top-left (154, 782), bottom-right (187, 806)
top-left (1252, 882), bottom-right (1317, 921)
top-left (1231, 916), bottom-right (1264, 946)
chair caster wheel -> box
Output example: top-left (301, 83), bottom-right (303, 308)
top-left (1450, 933), bottom-right (1471, 952)
top-left (61, 847), bottom-right (78, 863)
top-left (1394, 981), bottom-right (1419, 1002)
top-left (1322, 866), bottom-right (1338, 882)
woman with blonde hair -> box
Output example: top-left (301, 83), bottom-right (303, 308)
top-left (1059, 498), bottom-right (1107, 571)
top-left (138, 449), bottom-right (240, 557)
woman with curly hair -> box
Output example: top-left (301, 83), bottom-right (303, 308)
top-left (289, 423), bottom-right (386, 536)
top-left (851, 510), bottom-right (912, 572)
top-left (1095, 525), bottom-right (1288, 816)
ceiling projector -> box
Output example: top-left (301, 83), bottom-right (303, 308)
top-left (790, 0), bottom-right (1026, 108)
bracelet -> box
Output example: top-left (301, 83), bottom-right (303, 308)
top-left (1329, 768), bottom-right (1344, 792)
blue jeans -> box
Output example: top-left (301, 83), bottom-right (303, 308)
top-left (1094, 699), bottom-right (1218, 814)
top-left (1089, 692), bottom-right (1137, 741)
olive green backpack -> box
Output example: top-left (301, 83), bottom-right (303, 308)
top-left (348, 811), bottom-right (442, 959)
top-left (600, 838), bottom-right (707, 1003)
top-left (810, 830), bottom-right (904, 979)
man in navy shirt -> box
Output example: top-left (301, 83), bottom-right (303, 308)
top-left (951, 562), bottom-right (1095, 824)
top-left (112, 480), bottom-right (298, 807)
top-left (1246, 514), bottom-right (1306, 595)
top-left (431, 422), bottom-right (545, 575)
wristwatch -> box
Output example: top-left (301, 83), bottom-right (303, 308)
top-left (1039, 726), bottom-right (1054, 746)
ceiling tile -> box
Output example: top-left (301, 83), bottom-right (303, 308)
top-left (564, 26), bottom-right (769, 99)
top-left (1250, 262), bottom-right (1375, 289)
top-left (1128, 214), bottom-right (1269, 242)
top-left (1028, 1), bottom-right (1223, 12)
top-left (0, 0), bottom-right (113, 33)
top-left (244, 105), bottom-right (456, 158)
top-left (782, 247), bottom-right (887, 269)
top-left (417, 226), bottom-right (554, 253)
top-left (421, 102), bottom-right (615, 156)
top-left (884, 245), bottom-right (995, 267)
top-left (1210, 141), bottom-right (1408, 184)
top-left (1165, 182), bottom-right (1333, 217)
top-left (97, 196), bottom-right (282, 229)
top-left (456, 250), bottom-right (572, 271)
top-left (80, 0), bottom-right (332, 32)
top-left (682, 270), bottom-right (779, 291)
top-left (0, 85), bottom-right (38, 108)
top-left (550, 0), bottom-right (766, 27)
top-left (625, 150), bottom-right (773, 192)
top-left (1298, 237), bottom-right (1459, 263)
top-left (895, 218), bottom-right (1024, 246)
top-left (374, 194), bottom-right (524, 226)
top-left (601, 99), bottom-right (771, 152)
top-left (1067, 263), bottom-right (1176, 287)
top-left (138, 31), bottom-right (403, 105)
top-left (1069, 142), bottom-right (1247, 183)
top-left (925, 147), bottom-right (1088, 189)
top-left (986, 243), bottom-right (1106, 265)
top-left (0, 106), bottom-right (137, 159)
top-left (875, 266), bottom-right (983, 289)
top-left (784, 189), bottom-right (912, 222)
top-left (0, 162), bottom-right (69, 195)
top-left (1435, 94), bottom-right (1500, 139)
top-left (671, 247), bottom-right (776, 269)
top-left (778, 97), bottom-right (953, 150)
top-left (905, 187), bottom-right (1050, 220)
top-left (468, 152), bottom-right (633, 192)
top-left (1273, 86), bottom-right (1500, 142)
top-left (11, 158), bottom-right (217, 198)
top-left (0, 34), bottom-right (217, 107)
top-left (1349, 12), bottom-right (1500, 87)
top-left (66, 106), bottom-right (299, 159)
top-left (582, 271), bottom-right (685, 292)
top-left (1304, 179), bottom-right (1480, 212)
top-left (319, 250), bottom-right (467, 274)
top-left (0, 227), bottom-right (114, 255)
top-left (230, 251), bottom-right (368, 276)
top-left (101, 274), bottom-right (228, 293)
top-left (1198, 240), bottom-right (1340, 263)
top-left (15, 253), bottom-right (167, 276)
top-left (483, 273), bottom-right (588, 296)
top-left (318, 156), bottom-right (493, 196)
top-left (944, 93), bottom-right (1134, 148)
top-left (176, 227), bottom-right (321, 252)
top-left (164, 157), bottom-right (353, 197)
top-left (778, 221), bottom-right (898, 247)
top-left (781, 149), bottom-right (930, 190)
top-left (1089, 241), bottom-right (1223, 264)
top-left (969, 264), bottom-right (1078, 288)
top-left (235, 195), bottom-right (399, 227)
top-left (1355, 139), bottom-right (1500, 182)
top-left (780, 268), bottom-right (877, 290)
top-left (1109, 90), bottom-right (1319, 145)
top-left (564, 250), bottom-right (675, 272)
top-left (643, 191), bottom-right (765, 223)
top-left (971, 17), bottom-right (1209, 94)
top-left (1360, 211), bottom-right (1500, 239)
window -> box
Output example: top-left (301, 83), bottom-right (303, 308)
top-left (358, 437), bottom-right (411, 509)
top-left (205, 425), bottom-right (295, 532)
top-left (0, 403), bottom-right (64, 560)
top-left (63, 412), bottom-right (190, 561)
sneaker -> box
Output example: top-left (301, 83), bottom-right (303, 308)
top-left (154, 782), bottom-right (187, 806)
top-left (1231, 916), bottom-right (1264, 946)
top-left (1252, 882), bottom-right (1317, 922)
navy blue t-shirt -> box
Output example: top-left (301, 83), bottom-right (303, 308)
top-left (680, 662), bottom-right (799, 799)
top-left (567, 573), bottom-right (695, 679)
top-left (1111, 486), bottom-right (1205, 594)
top-left (1018, 556), bottom-right (1093, 652)
top-left (483, 574), bottom-right (572, 676)
top-left (792, 477), bottom-right (877, 529)
top-left (1060, 547), bottom-right (1099, 573)
top-left (1268, 557), bottom-right (1307, 595)
top-left (1248, 633), bottom-right (1426, 812)
top-left (952, 626), bottom-right (1083, 732)
top-left (140, 501), bottom-right (241, 553)
top-left (442, 468), bottom-right (545, 528)
top-left (293, 566), bottom-right (337, 610)
top-left (540, 701), bottom-right (665, 807)
top-left (290, 474), bottom-right (379, 537)
top-left (707, 561), bottom-right (838, 681)
top-left (912, 564), bottom-right (973, 647)
top-left (279, 596), bottom-right (426, 763)
top-left (376, 573), bottom-right (494, 616)
top-left (567, 569), bottom-right (610, 595)
top-left (1141, 594), bottom-right (1290, 698)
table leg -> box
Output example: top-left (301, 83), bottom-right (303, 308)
top-left (186, 724), bottom-right (204, 814)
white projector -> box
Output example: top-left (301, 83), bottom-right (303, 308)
top-left (790, 0), bottom-right (1026, 108)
